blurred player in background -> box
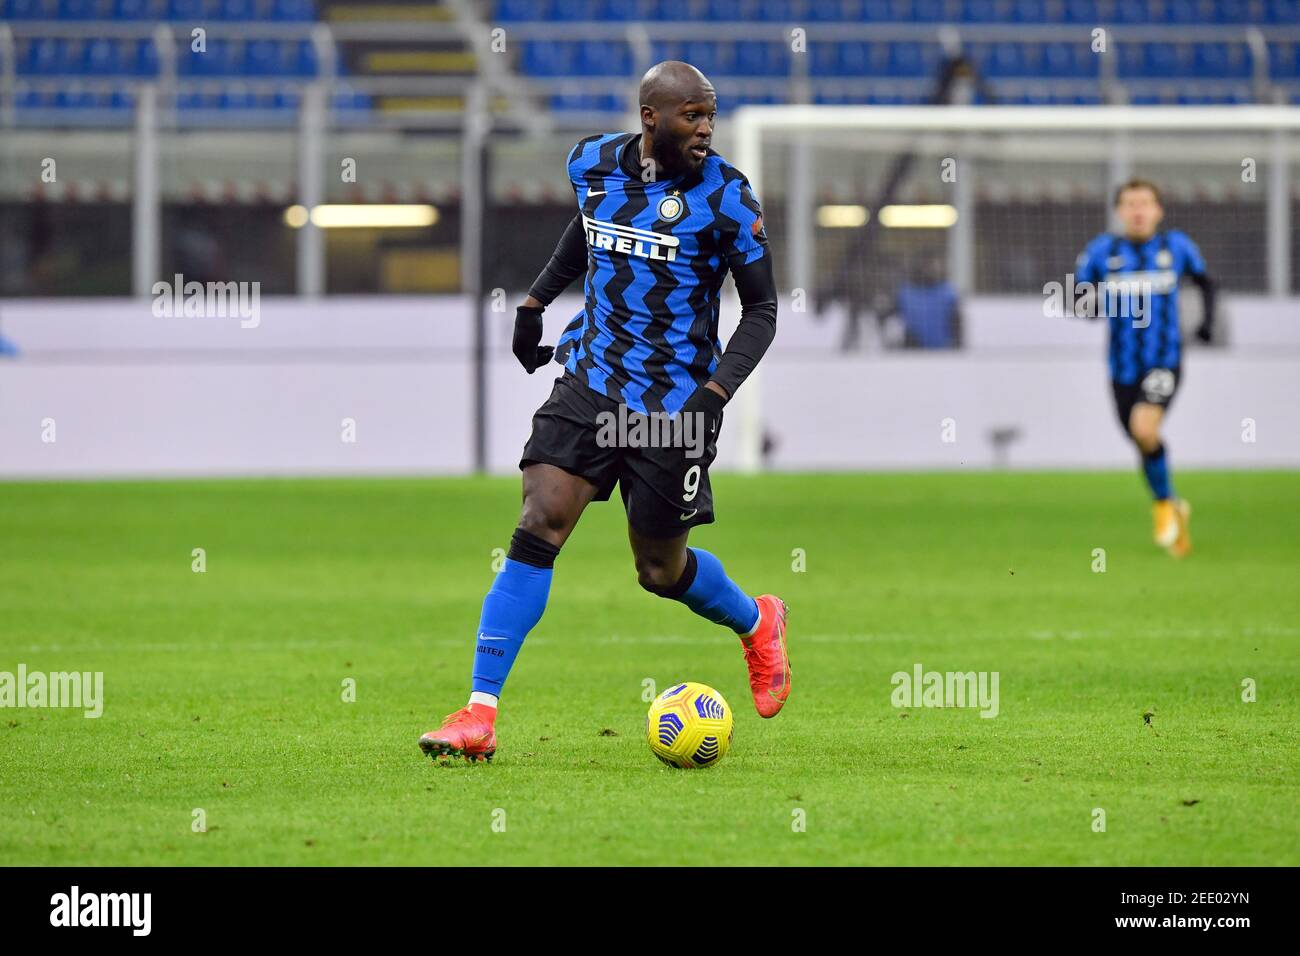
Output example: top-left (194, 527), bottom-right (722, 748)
top-left (419, 61), bottom-right (790, 762)
top-left (1075, 178), bottom-right (1217, 558)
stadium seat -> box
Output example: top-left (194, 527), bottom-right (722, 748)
top-left (705, 0), bottom-right (745, 19)
top-left (272, 0), bottom-right (315, 20)
top-left (839, 42), bottom-right (893, 77)
top-left (8, 0), bottom-right (59, 18)
top-left (549, 0), bottom-right (596, 20)
top-left (750, 0), bottom-right (794, 21)
top-left (58, 0), bottom-right (98, 18)
top-left (242, 39), bottom-right (283, 76)
top-left (130, 38), bottom-right (159, 77)
top-left (113, 0), bottom-right (159, 17)
top-left (215, 0), bottom-right (257, 20)
top-left (1011, 0), bottom-right (1048, 22)
top-left (168, 0), bottom-right (205, 20)
top-left (495, 0), bottom-right (543, 20)
top-left (650, 0), bottom-right (693, 20)
top-left (1267, 0), bottom-right (1300, 23)
top-left (574, 40), bottom-right (630, 76)
top-left (1112, 5), bottom-right (1153, 22)
top-left (1195, 43), bottom-right (1251, 78)
top-left (1062, 0), bottom-right (1099, 22)
top-left (82, 38), bottom-right (127, 75)
top-left (1269, 43), bottom-right (1298, 78)
top-left (598, 0), bottom-right (639, 19)
top-left (521, 41), bottom-right (574, 77)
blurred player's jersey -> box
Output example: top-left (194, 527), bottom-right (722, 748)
top-left (1075, 230), bottom-right (1207, 384)
top-left (555, 132), bottom-right (768, 415)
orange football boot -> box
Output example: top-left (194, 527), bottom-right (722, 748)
top-left (418, 705), bottom-right (497, 763)
top-left (740, 595), bottom-right (791, 718)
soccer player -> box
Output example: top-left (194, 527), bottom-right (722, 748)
top-left (418, 61), bottom-right (790, 762)
top-left (1074, 178), bottom-right (1216, 558)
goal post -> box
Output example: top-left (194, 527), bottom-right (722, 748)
top-left (727, 105), bottom-right (1300, 473)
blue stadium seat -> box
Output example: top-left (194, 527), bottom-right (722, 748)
top-left (8, 0), bottom-right (59, 17)
top-left (59, 0), bottom-right (98, 18)
top-left (1212, 0), bottom-right (1253, 22)
top-left (242, 39), bottom-right (283, 76)
top-left (1267, 0), bottom-right (1300, 23)
top-left (960, 0), bottom-right (1000, 21)
top-left (681, 40), bottom-right (720, 75)
top-left (1166, 0), bottom-right (1204, 24)
top-left (574, 40), bottom-right (630, 76)
top-left (216, 0), bottom-right (257, 20)
top-left (169, 0), bottom-right (205, 20)
top-left (597, 0), bottom-right (640, 20)
top-left (549, 91), bottom-right (623, 111)
top-left (1011, 0), bottom-right (1048, 22)
top-left (332, 83), bottom-right (371, 111)
top-left (806, 0), bottom-right (847, 20)
top-left (82, 38), bottom-right (127, 75)
top-left (911, 0), bottom-right (948, 21)
top-left (1041, 42), bottom-right (1095, 79)
top-left (219, 85), bottom-right (259, 110)
top-left (521, 40), bottom-right (574, 77)
top-left (839, 42), bottom-right (893, 76)
top-left (55, 87), bottom-right (100, 110)
top-left (179, 39), bottom-right (231, 75)
top-left (495, 0), bottom-right (543, 20)
top-left (550, 0), bottom-right (596, 20)
top-left (114, 0), bottom-right (158, 17)
top-left (1062, 0), bottom-right (1099, 21)
top-left (735, 41), bottom-right (789, 76)
top-left (1195, 43), bottom-right (1251, 78)
top-left (889, 41), bottom-right (942, 77)
top-left (293, 39), bottom-right (317, 76)
top-left (22, 38), bottom-right (71, 76)
top-left (810, 42), bottom-right (842, 76)
top-left (130, 38), bottom-right (159, 76)
top-left (1110, 4), bottom-right (1152, 22)
top-left (751, 0), bottom-right (794, 20)
top-left (651, 0), bottom-right (693, 20)
top-left (1270, 43), bottom-right (1298, 78)
top-left (705, 0), bottom-right (744, 19)
top-left (272, 0), bottom-right (315, 20)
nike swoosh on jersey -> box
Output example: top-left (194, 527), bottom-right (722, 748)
top-left (679, 508), bottom-right (699, 521)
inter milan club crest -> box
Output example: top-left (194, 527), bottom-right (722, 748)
top-left (657, 192), bottom-right (686, 223)
top-left (1156, 249), bottom-right (1173, 268)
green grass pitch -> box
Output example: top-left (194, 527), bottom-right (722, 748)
top-left (1, 471), bottom-right (1297, 866)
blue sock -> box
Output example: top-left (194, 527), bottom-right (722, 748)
top-left (471, 532), bottom-right (557, 698)
top-left (1142, 444), bottom-right (1173, 500)
top-left (668, 548), bottom-right (760, 635)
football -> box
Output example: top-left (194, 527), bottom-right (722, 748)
top-left (645, 682), bottom-right (734, 769)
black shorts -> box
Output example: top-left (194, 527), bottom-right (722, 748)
top-left (520, 372), bottom-right (720, 539)
top-left (1112, 366), bottom-right (1180, 431)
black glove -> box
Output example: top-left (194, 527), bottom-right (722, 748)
top-left (512, 305), bottom-right (554, 374)
top-left (678, 384), bottom-right (727, 444)
top-left (1194, 322), bottom-right (1213, 344)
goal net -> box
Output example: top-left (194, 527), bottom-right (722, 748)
top-left (726, 105), bottom-right (1300, 470)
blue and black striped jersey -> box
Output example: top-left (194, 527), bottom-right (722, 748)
top-left (553, 132), bottom-right (769, 415)
top-left (1076, 229), bottom-right (1208, 384)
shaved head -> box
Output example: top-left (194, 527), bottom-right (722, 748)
top-left (638, 60), bottom-right (714, 111)
top-left (637, 60), bottom-right (717, 177)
